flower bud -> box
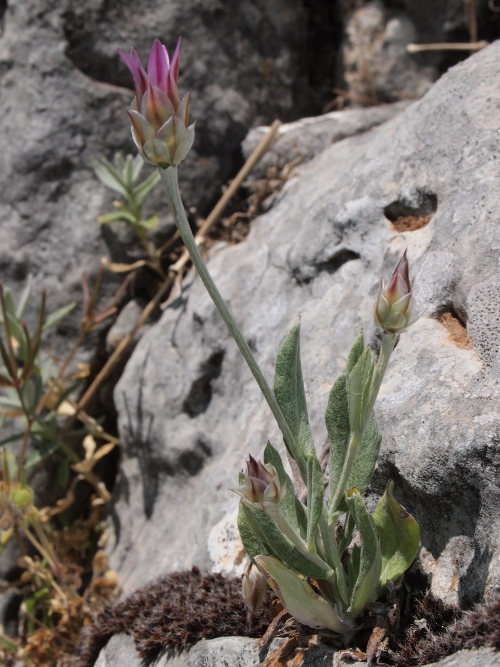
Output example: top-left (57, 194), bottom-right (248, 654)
top-left (242, 562), bottom-right (268, 616)
top-left (233, 455), bottom-right (282, 510)
top-left (374, 250), bottom-right (419, 334)
top-left (10, 484), bottom-right (34, 511)
top-left (118, 38), bottom-right (195, 168)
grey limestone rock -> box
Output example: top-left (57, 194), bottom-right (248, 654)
top-left (112, 41), bottom-right (500, 615)
top-left (241, 102), bottom-right (413, 182)
top-left (0, 0), bottom-right (309, 356)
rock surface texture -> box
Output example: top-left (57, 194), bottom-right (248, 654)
top-left (112, 38), bottom-right (500, 617)
top-left (0, 0), bottom-right (308, 351)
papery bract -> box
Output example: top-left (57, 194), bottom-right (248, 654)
top-left (118, 38), bottom-right (194, 167)
top-left (233, 455), bottom-right (282, 510)
top-left (374, 250), bottom-right (419, 334)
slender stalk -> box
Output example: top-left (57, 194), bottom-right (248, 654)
top-left (329, 432), bottom-right (360, 515)
top-left (161, 166), bottom-right (305, 478)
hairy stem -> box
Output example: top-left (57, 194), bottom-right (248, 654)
top-left (161, 166), bottom-right (306, 478)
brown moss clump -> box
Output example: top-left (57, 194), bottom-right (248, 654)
top-left (393, 597), bottom-right (500, 665)
top-left (79, 567), bottom-right (273, 667)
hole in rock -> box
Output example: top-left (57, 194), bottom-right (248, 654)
top-left (0, 0), bottom-right (7, 33)
top-left (183, 351), bottom-right (224, 418)
top-left (316, 249), bottom-right (360, 276)
top-left (384, 193), bottom-right (437, 232)
top-left (434, 309), bottom-right (473, 350)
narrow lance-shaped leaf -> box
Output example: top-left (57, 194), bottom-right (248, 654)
top-left (373, 481), bottom-right (420, 592)
top-left (42, 302), bottom-right (77, 332)
top-left (131, 153), bottom-right (144, 184)
top-left (306, 456), bottom-right (324, 548)
top-left (252, 507), bottom-right (331, 579)
top-left (97, 211), bottom-right (139, 226)
top-left (133, 169), bottom-right (161, 207)
top-left (92, 158), bottom-right (130, 200)
top-left (273, 323), bottom-right (316, 473)
top-left (264, 441), bottom-right (300, 534)
top-left (256, 555), bottom-right (351, 635)
top-left (16, 275), bottom-right (33, 319)
top-left (326, 332), bottom-right (363, 507)
top-left (345, 488), bottom-right (381, 618)
top-left (348, 346), bottom-right (375, 436)
top-left (237, 502), bottom-right (267, 560)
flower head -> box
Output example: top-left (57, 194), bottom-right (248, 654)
top-left (375, 250), bottom-right (419, 334)
top-left (242, 562), bottom-right (268, 617)
top-left (118, 38), bottom-right (194, 167)
top-left (233, 455), bottom-right (282, 510)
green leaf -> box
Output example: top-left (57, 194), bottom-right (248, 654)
top-left (57, 458), bottom-right (69, 489)
top-left (0, 632), bottom-right (19, 653)
top-left (348, 347), bottom-right (375, 436)
top-left (256, 555), bottom-right (349, 635)
top-left (273, 322), bottom-right (315, 470)
top-left (124, 153), bottom-right (135, 187)
top-left (138, 214), bottom-right (160, 230)
top-left (0, 393), bottom-right (22, 408)
top-left (348, 544), bottom-right (360, 596)
top-left (306, 456), bottom-right (324, 548)
top-left (326, 332), bottom-right (364, 507)
top-left (42, 302), bottom-right (77, 332)
top-left (131, 154), bottom-right (145, 184)
top-left (295, 497), bottom-right (308, 540)
top-left (237, 502), bottom-right (267, 560)
top-left (2, 288), bottom-right (16, 320)
top-left (345, 489), bottom-right (381, 618)
top-left (24, 440), bottom-right (60, 469)
top-left (114, 152), bottom-right (125, 174)
top-left (253, 508), bottom-right (331, 579)
top-left (133, 169), bottom-right (161, 207)
top-left (97, 210), bottom-right (138, 226)
top-left (373, 481), bottom-right (420, 591)
top-left (16, 275), bottom-right (33, 319)
top-left (92, 157), bottom-right (130, 199)
top-left (264, 441), bottom-right (300, 534)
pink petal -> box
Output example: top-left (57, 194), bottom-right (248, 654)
top-left (141, 85), bottom-right (175, 131)
top-left (147, 38), bottom-right (169, 88)
top-left (170, 37), bottom-right (181, 83)
top-left (118, 48), bottom-right (149, 103)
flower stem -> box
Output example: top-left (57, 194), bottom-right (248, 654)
top-left (160, 166), bottom-right (305, 478)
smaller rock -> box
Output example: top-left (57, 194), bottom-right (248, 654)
top-left (423, 648), bottom-right (500, 667)
top-left (242, 102), bottom-right (410, 181)
top-left (106, 300), bottom-right (150, 354)
top-left (94, 634), bottom-right (140, 667)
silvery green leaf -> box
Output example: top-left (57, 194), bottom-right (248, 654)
top-left (42, 302), bottom-right (77, 332)
top-left (16, 275), bottom-right (33, 319)
top-left (0, 393), bottom-right (22, 408)
top-left (295, 497), bottom-right (308, 540)
top-left (253, 508), bottom-right (331, 579)
top-left (256, 555), bottom-right (350, 635)
top-left (273, 322), bottom-right (315, 469)
top-left (133, 169), bottom-right (161, 207)
top-left (348, 544), bottom-right (360, 595)
top-left (131, 154), bottom-right (144, 184)
top-left (92, 158), bottom-right (130, 200)
top-left (124, 154), bottom-right (135, 187)
top-left (347, 416), bottom-right (382, 495)
top-left (348, 347), bottom-right (375, 436)
top-left (373, 481), bottom-right (420, 591)
top-left (326, 332), bottom-right (364, 508)
top-left (345, 489), bottom-right (381, 618)
top-left (238, 502), bottom-right (267, 560)
top-left (6, 313), bottom-right (26, 354)
top-left (264, 441), bottom-right (300, 533)
top-left (3, 288), bottom-right (16, 320)
top-left (306, 456), bottom-right (324, 548)
top-left (114, 152), bottom-right (125, 173)
top-left (97, 211), bottom-right (138, 226)
top-left (139, 215), bottom-right (160, 230)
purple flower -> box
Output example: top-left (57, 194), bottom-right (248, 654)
top-left (118, 38), bottom-right (194, 167)
top-left (374, 250), bottom-right (420, 334)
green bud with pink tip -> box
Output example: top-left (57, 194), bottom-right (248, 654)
top-left (374, 250), bottom-right (419, 334)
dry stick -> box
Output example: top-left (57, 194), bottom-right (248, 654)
top-left (407, 40), bottom-right (488, 53)
top-left (61, 120), bottom-right (282, 435)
